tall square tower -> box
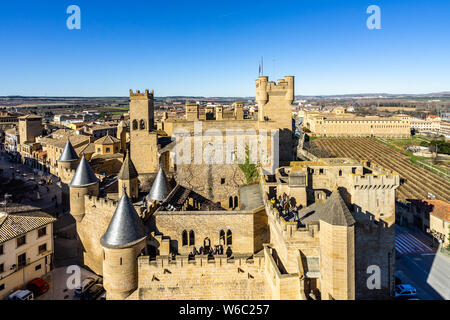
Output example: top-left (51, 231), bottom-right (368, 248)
top-left (129, 89), bottom-right (158, 175)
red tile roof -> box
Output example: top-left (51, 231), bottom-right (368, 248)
top-left (413, 200), bottom-right (450, 222)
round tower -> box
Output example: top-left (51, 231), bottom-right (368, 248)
top-left (116, 120), bottom-right (127, 153)
top-left (284, 75), bottom-right (295, 104)
top-left (255, 76), bottom-right (269, 108)
top-left (101, 188), bottom-right (147, 300)
top-left (69, 156), bottom-right (99, 222)
top-left (58, 140), bottom-right (80, 184)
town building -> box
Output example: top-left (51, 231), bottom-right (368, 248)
top-left (0, 204), bottom-right (56, 300)
top-left (304, 109), bottom-right (411, 138)
top-left (410, 116), bottom-right (442, 134)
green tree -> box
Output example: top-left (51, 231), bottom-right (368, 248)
top-left (238, 148), bottom-right (259, 185)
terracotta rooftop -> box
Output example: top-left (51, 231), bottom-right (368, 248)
top-left (0, 210), bottom-right (56, 244)
top-left (95, 134), bottom-right (121, 145)
top-left (411, 199), bottom-right (450, 222)
top-left (40, 130), bottom-right (91, 148)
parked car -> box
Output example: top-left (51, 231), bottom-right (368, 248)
top-left (98, 292), bottom-right (106, 300)
top-left (8, 290), bottom-right (34, 300)
top-left (26, 278), bottom-right (49, 296)
top-left (81, 284), bottom-right (105, 300)
top-left (74, 277), bottom-right (97, 297)
top-left (395, 284), bottom-right (417, 298)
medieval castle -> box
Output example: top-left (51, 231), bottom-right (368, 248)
top-left (59, 75), bottom-right (399, 300)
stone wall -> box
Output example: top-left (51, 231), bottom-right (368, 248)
top-left (135, 255), bottom-right (268, 300)
top-left (152, 209), bottom-right (258, 255)
top-left (76, 196), bottom-right (118, 275)
top-left (176, 163), bottom-right (247, 204)
top-left (319, 221), bottom-right (355, 300)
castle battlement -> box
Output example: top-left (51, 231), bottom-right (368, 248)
top-left (129, 89), bottom-right (154, 99)
top-left (256, 76), bottom-right (294, 91)
top-left (255, 76), bottom-right (294, 106)
top-left (84, 194), bottom-right (118, 209)
top-left (353, 173), bottom-right (400, 189)
top-left (264, 197), bottom-right (319, 241)
top-left (138, 254), bottom-right (264, 270)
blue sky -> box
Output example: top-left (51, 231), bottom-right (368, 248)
top-left (0, 0), bottom-right (449, 97)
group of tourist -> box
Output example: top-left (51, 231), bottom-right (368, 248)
top-left (270, 193), bottom-right (303, 222)
top-left (186, 245), bottom-right (233, 259)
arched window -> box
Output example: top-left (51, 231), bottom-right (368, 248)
top-left (226, 230), bottom-right (232, 245)
top-left (189, 230), bottom-right (195, 246)
top-left (219, 230), bottom-right (225, 245)
top-left (339, 170), bottom-right (342, 176)
top-left (139, 119), bottom-right (146, 130)
top-left (182, 230), bottom-right (188, 246)
top-left (132, 120), bottom-right (138, 130)
top-left (234, 196), bottom-right (238, 209)
top-left (229, 197), bottom-right (233, 208)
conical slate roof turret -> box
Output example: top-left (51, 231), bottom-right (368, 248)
top-left (100, 188), bottom-right (147, 249)
top-left (318, 189), bottom-right (355, 226)
top-left (147, 166), bottom-right (168, 202)
top-left (58, 140), bottom-right (79, 162)
top-left (118, 151), bottom-right (138, 180)
top-left (69, 156), bottom-right (99, 187)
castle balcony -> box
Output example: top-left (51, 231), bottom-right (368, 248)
top-left (263, 191), bottom-right (318, 241)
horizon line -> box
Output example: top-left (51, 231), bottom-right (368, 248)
top-left (1, 91), bottom-right (450, 99)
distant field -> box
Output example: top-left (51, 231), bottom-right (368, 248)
top-left (99, 106), bottom-right (129, 114)
top-left (310, 137), bottom-right (450, 202)
top-left (385, 135), bottom-right (431, 147)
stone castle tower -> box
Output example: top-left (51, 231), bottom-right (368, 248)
top-left (116, 120), bottom-right (127, 153)
top-left (69, 156), bottom-right (100, 222)
top-left (318, 190), bottom-right (356, 300)
top-left (18, 115), bottom-right (43, 145)
top-left (100, 188), bottom-right (147, 300)
top-left (58, 140), bottom-right (80, 206)
top-left (129, 90), bottom-right (159, 176)
top-left (118, 151), bottom-right (139, 201)
top-left (58, 140), bottom-right (80, 184)
top-left (255, 76), bottom-right (295, 163)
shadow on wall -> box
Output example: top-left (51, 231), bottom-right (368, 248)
top-left (352, 205), bottom-right (395, 300)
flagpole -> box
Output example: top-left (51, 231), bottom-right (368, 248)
top-left (261, 56), bottom-right (264, 76)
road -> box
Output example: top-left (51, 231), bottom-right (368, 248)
top-left (37, 266), bottom-right (102, 300)
top-left (0, 150), bottom-right (63, 215)
top-left (395, 226), bottom-right (444, 300)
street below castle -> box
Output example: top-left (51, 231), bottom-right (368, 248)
top-left (395, 226), bottom-right (444, 300)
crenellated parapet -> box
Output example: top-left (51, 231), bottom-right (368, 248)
top-left (262, 188), bottom-right (319, 242)
top-left (353, 174), bottom-right (400, 189)
top-left (138, 254), bottom-right (264, 270)
top-left (255, 75), bottom-right (294, 106)
top-left (129, 89), bottom-right (154, 99)
top-left (84, 194), bottom-right (118, 210)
